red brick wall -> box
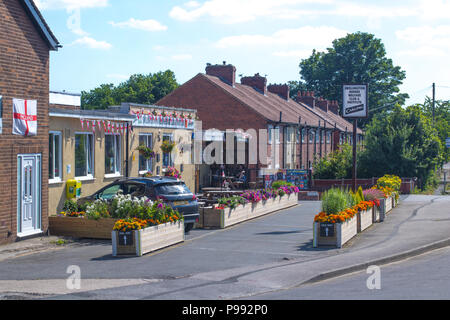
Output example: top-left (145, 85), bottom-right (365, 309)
top-left (0, 0), bottom-right (50, 244)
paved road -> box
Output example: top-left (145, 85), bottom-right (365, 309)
top-left (249, 246), bottom-right (450, 300)
top-left (0, 195), bottom-right (449, 299)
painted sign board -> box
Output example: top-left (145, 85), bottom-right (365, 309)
top-left (343, 84), bottom-right (368, 118)
top-left (285, 169), bottom-right (309, 190)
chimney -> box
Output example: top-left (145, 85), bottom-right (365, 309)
top-left (267, 83), bottom-right (290, 100)
top-left (316, 97), bottom-right (329, 112)
top-left (205, 61), bottom-right (236, 86)
top-left (241, 73), bottom-right (267, 95)
top-left (296, 91), bottom-right (315, 108)
top-left (328, 100), bottom-right (340, 115)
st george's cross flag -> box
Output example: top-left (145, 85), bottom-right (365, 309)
top-left (13, 98), bottom-right (37, 136)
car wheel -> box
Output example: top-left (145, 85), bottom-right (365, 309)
top-left (184, 223), bottom-right (194, 233)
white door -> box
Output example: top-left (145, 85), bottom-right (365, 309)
top-left (18, 154), bottom-right (41, 236)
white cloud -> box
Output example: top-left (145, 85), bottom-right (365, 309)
top-left (184, 1), bottom-right (201, 8)
top-left (396, 25), bottom-right (450, 47)
top-left (109, 18), bottom-right (168, 32)
top-left (216, 26), bottom-right (348, 49)
top-left (35, 0), bottom-right (108, 10)
top-left (397, 47), bottom-right (446, 57)
top-left (169, 0), bottom-right (333, 23)
top-left (70, 37), bottom-right (112, 50)
top-left (418, 0), bottom-right (450, 20)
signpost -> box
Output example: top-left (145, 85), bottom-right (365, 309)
top-left (343, 84), bottom-right (368, 191)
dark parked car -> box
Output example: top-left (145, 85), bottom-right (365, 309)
top-left (77, 177), bottom-right (199, 233)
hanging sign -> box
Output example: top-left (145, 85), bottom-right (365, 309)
top-left (342, 84), bottom-right (368, 118)
top-left (12, 98), bottom-right (37, 136)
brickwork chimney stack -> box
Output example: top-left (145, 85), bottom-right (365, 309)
top-left (316, 97), bottom-right (329, 113)
top-left (267, 83), bottom-right (290, 100)
top-left (328, 100), bottom-right (340, 115)
top-left (296, 91), bottom-right (315, 108)
top-left (241, 73), bottom-right (267, 95)
top-left (205, 62), bottom-right (236, 86)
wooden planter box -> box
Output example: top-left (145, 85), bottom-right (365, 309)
top-left (49, 216), bottom-right (118, 239)
top-left (357, 208), bottom-right (373, 233)
top-left (112, 221), bottom-right (184, 257)
top-left (313, 215), bottom-right (357, 248)
top-left (203, 194), bottom-right (298, 229)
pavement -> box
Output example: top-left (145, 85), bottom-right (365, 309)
top-left (0, 194), bottom-right (449, 300)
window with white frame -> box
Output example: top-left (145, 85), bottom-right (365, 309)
top-left (49, 131), bottom-right (62, 181)
top-left (105, 134), bottom-right (121, 175)
top-left (301, 128), bottom-right (306, 143)
top-left (309, 130), bottom-right (314, 143)
top-left (139, 133), bottom-right (153, 173)
top-left (75, 133), bottom-right (94, 178)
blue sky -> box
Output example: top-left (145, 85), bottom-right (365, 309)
top-left (37, 0), bottom-right (450, 105)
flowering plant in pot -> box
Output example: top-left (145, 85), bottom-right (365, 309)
top-left (136, 144), bottom-right (155, 160)
top-left (160, 140), bottom-right (176, 154)
top-left (164, 166), bottom-right (181, 179)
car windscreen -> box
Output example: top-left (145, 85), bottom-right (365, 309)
top-left (154, 183), bottom-right (191, 195)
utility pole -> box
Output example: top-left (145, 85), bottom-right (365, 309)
top-left (432, 82), bottom-right (436, 125)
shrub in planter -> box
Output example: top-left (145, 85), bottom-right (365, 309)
top-left (160, 140), bottom-right (176, 154)
top-left (321, 188), bottom-right (354, 215)
top-left (377, 175), bottom-right (402, 192)
top-left (272, 180), bottom-right (294, 189)
top-left (85, 199), bottom-right (111, 220)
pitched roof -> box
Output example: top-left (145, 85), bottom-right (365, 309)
top-left (202, 74), bottom-right (364, 133)
top-left (20, 0), bottom-right (61, 51)
top-left (202, 74), bottom-right (334, 129)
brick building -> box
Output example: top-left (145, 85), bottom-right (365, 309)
top-left (0, 0), bottom-right (59, 244)
top-left (157, 62), bottom-right (363, 187)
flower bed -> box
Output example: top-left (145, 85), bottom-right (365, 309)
top-left (202, 186), bottom-right (299, 229)
top-left (112, 219), bottom-right (184, 256)
top-left (313, 215), bottom-right (358, 248)
top-left (49, 192), bottom-right (183, 242)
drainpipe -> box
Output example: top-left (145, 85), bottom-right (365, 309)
top-left (125, 122), bottom-right (130, 178)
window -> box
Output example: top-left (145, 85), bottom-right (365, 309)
top-left (105, 134), bottom-right (121, 175)
top-left (309, 130), bottom-right (314, 143)
top-left (75, 133), bottom-right (94, 178)
top-left (268, 125), bottom-right (273, 144)
top-left (162, 133), bottom-right (173, 167)
top-left (316, 129), bottom-right (320, 143)
top-left (139, 133), bottom-right (153, 173)
top-left (285, 127), bottom-right (291, 143)
top-left (49, 131), bottom-right (62, 181)
top-left (155, 182), bottom-right (191, 195)
top-left (296, 128), bottom-right (300, 143)
top-left (327, 131), bottom-right (331, 144)
top-left (301, 128), bottom-right (306, 143)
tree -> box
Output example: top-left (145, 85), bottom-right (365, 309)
top-left (410, 97), bottom-right (449, 164)
top-left (81, 70), bottom-right (179, 110)
top-left (313, 143), bottom-right (353, 179)
top-left (358, 105), bottom-right (443, 189)
top-left (297, 32), bottom-right (409, 127)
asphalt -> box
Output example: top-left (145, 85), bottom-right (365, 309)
top-left (0, 194), bottom-right (449, 299)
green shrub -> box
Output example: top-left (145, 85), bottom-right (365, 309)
top-left (272, 180), bottom-right (294, 189)
top-left (62, 200), bottom-right (78, 213)
top-left (321, 188), bottom-right (353, 215)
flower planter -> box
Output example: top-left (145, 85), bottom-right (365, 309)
top-left (203, 194), bottom-right (298, 229)
top-left (313, 215), bottom-right (357, 248)
top-left (357, 208), bottom-right (373, 233)
top-left (112, 221), bottom-right (184, 257)
top-left (48, 216), bottom-right (118, 239)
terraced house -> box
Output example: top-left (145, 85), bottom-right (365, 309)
top-left (156, 62), bottom-right (363, 187)
top-left (0, 0), bottom-right (60, 244)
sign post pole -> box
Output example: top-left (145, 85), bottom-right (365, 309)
top-left (343, 84), bottom-right (368, 192)
top-left (352, 119), bottom-right (357, 192)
